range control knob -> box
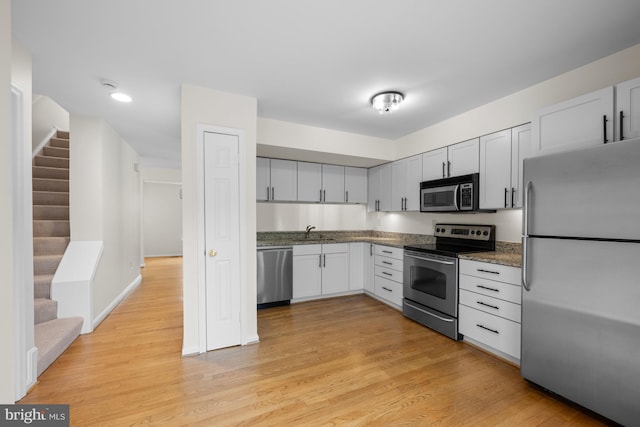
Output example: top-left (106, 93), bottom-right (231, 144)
top-left (471, 230), bottom-right (475, 235)
top-left (483, 230), bottom-right (489, 236)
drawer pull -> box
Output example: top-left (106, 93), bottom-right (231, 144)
top-left (477, 324), bottom-right (499, 334)
top-left (477, 284), bottom-right (499, 293)
top-left (381, 286), bottom-right (392, 292)
top-left (477, 268), bottom-right (500, 275)
top-left (382, 261), bottom-right (393, 265)
top-left (382, 250), bottom-right (393, 254)
top-left (382, 272), bottom-right (393, 277)
top-left (477, 301), bottom-right (499, 310)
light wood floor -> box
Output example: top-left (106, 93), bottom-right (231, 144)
top-left (20, 256), bottom-right (612, 426)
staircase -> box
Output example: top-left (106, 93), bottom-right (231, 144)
top-left (32, 130), bottom-right (83, 377)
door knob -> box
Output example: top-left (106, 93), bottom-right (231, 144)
top-left (208, 249), bottom-right (217, 257)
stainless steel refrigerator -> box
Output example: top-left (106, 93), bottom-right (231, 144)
top-left (521, 137), bottom-right (640, 426)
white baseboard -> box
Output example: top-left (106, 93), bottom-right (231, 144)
top-left (244, 334), bottom-right (260, 345)
top-left (26, 346), bottom-right (38, 392)
top-left (181, 346), bottom-right (200, 357)
top-left (92, 274), bottom-right (142, 330)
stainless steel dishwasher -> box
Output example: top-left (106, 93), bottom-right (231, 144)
top-left (257, 247), bottom-right (293, 309)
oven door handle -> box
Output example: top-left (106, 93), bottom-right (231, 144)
top-left (404, 301), bottom-right (455, 323)
top-left (404, 253), bottom-right (455, 265)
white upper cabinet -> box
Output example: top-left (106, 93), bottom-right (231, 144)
top-left (421, 147), bottom-right (448, 181)
top-left (531, 86), bottom-right (615, 156)
top-left (480, 129), bottom-right (513, 210)
top-left (297, 161), bottom-right (322, 202)
top-left (422, 139), bottom-right (479, 181)
top-left (344, 167), bottom-right (368, 204)
top-left (322, 164), bottom-right (345, 203)
top-left (367, 163), bottom-right (392, 212)
top-left (448, 138), bottom-right (480, 177)
top-left (480, 125), bottom-right (531, 210)
top-left (510, 124), bottom-right (532, 208)
top-left (391, 154), bottom-right (422, 211)
top-left (257, 157), bottom-right (297, 202)
top-left (270, 159), bottom-right (298, 201)
top-left (616, 76), bottom-right (640, 141)
top-left (256, 157), bottom-right (271, 201)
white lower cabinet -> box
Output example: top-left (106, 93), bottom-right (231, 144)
top-left (459, 259), bottom-right (522, 363)
top-left (349, 243), bottom-right (364, 291)
top-left (371, 245), bottom-right (404, 308)
top-left (363, 243), bottom-right (375, 293)
top-left (293, 243), bottom-right (349, 300)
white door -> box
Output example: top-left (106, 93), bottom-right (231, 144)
top-left (344, 167), bottom-right (367, 204)
top-left (510, 123), bottom-right (531, 208)
top-left (404, 154), bottom-right (423, 211)
top-left (322, 164), bottom-right (345, 203)
top-left (270, 159), bottom-right (297, 201)
top-left (256, 157), bottom-right (270, 201)
top-left (391, 160), bottom-right (406, 211)
top-left (297, 161), bottom-right (322, 202)
top-left (204, 132), bottom-right (241, 351)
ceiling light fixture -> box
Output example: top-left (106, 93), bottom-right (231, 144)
top-left (100, 78), bottom-right (133, 103)
top-left (370, 91), bottom-right (404, 114)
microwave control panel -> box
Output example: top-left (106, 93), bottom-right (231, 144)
top-left (459, 183), bottom-right (473, 210)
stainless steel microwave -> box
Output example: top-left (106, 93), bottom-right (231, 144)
top-left (420, 173), bottom-right (481, 212)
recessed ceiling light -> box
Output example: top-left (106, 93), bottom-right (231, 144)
top-left (110, 92), bottom-right (132, 103)
top-left (100, 78), bottom-right (132, 103)
top-left (371, 91), bottom-right (404, 114)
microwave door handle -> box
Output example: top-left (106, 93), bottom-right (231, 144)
top-left (453, 184), bottom-right (459, 211)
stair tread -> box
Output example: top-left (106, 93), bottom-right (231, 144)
top-left (35, 317), bottom-right (83, 376)
top-left (34, 254), bottom-right (64, 260)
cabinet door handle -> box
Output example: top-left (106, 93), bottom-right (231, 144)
top-left (603, 115), bottom-right (609, 144)
top-left (442, 162), bottom-right (446, 178)
top-left (511, 187), bottom-right (515, 208)
top-left (504, 188), bottom-right (508, 208)
top-left (477, 301), bottom-right (499, 310)
top-left (319, 189), bottom-right (323, 202)
top-left (319, 254), bottom-right (322, 268)
top-left (323, 189), bottom-right (326, 202)
top-left (267, 186), bottom-right (270, 201)
top-left (271, 187), bottom-right (275, 200)
top-left (447, 161), bottom-right (451, 177)
top-left (620, 110), bottom-right (625, 140)
top-left (477, 284), bottom-right (499, 293)
top-left (370, 244), bottom-right (373, 256)
top-left (345, 190), bottom-right (349, 203)
top-left (477, 324), bottom-right (499, 334)
top-left (323, 253), bottom-right (326, 267)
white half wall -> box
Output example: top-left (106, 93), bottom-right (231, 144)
top-left (181, 84), bottom-right (257, 355)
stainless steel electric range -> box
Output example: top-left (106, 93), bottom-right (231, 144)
top-left (403, 224), bottom-right (496, 340)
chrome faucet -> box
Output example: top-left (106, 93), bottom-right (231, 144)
top-left (305, 225), bottom-right (316, 239)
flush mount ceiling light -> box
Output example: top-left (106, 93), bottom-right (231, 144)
top-left (100, 78), bottom-right (132, 103)
top-left (370, 91), bottom-right (404, 114)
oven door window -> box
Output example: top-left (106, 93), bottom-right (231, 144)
top-left (410, 265), bottom-right (447, 299)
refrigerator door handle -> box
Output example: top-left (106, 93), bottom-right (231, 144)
top-left (522, 180), bottom-right (533, 291)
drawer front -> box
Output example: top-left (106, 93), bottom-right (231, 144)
top-left (374, 265), bottom-right (403, 283)
top-left (322, 243), bottom-right (349, 254)
top-left (459, 304), bottom-right (521, 360)
top-left (459, 289), bottom-right (521, 323)
top-left (459, 274), bottom-right (521, 305)
top-left (374, 245), bottom-right (403, 260)
top-left (374, 255), bottom-right (403, 271)
top-left (459, 259), bottom-right (521, 285)
top-left (374, 275), bottom-right (403, 306)
top-left (293, 244), bottom-right (322, 256)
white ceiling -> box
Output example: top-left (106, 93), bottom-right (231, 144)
top-left (12, 0), bottom-right (640, 168)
